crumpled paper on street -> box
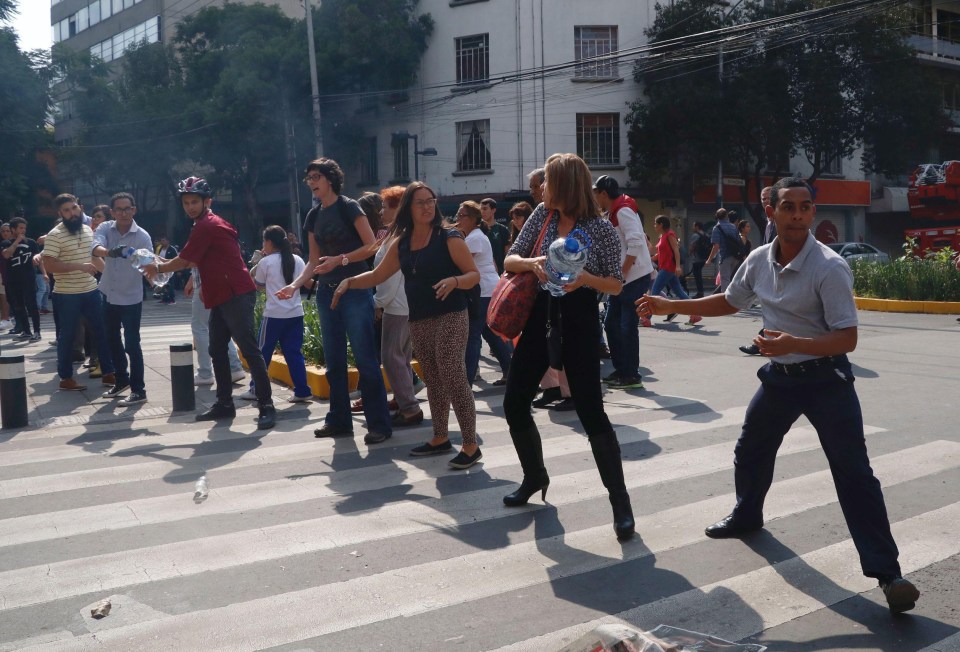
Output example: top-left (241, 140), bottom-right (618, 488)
top-left (558, 624), bottom-right (767, 652)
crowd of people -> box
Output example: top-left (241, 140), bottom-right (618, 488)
top-left (1, 154), bottom-right (919, 613)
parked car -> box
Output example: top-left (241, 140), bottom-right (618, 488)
top-left (827, 242), bottom-right (891, 264)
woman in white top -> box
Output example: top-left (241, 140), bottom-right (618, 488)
top-left (457, 201), bottom-right (514, 385)
top-left (242, 225), bottom-right (310, 402)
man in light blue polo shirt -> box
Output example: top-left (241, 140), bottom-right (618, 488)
top-left (92, 192), bottom-right (153, 406)
top-left (636, 177), bottom-right (919, 615)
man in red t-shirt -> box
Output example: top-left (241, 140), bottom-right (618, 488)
top-left (146, 177), bottom-right (275, 429)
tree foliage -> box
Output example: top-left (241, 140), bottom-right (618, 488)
top-left (0, 26), bottom-right (53, 218)
top-left (627, 0), bottom-right (950, 226)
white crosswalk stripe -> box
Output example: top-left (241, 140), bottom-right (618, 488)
top-left (0, 384), bottom-right (957, 652)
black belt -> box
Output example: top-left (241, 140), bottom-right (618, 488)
top-left (770, 355), bottom-right (847, 377)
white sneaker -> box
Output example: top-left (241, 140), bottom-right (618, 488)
top-left (231, 370), bottom-right (246, 383)
top-left (194, 374), bottom-right (214, 386)
top-left (287, 394), bottom-right (311, 403)
top-left (238, 388), bottom-right (257, 400)
top-left (0, 320), bottom-right (10, 329)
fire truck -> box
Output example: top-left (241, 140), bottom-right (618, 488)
top-left (906, 161), bottom-right (960, 254)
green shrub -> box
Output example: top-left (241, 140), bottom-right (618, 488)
top-left (851, 242), bottom-right (960, 301)
top-left (302, 299), bottom-right (325, 367)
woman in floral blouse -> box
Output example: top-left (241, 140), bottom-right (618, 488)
top-left (499, 153), bottom-right (635, 541)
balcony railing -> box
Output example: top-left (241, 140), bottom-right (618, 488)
top-left (910, 34), bottom-right (960, 64)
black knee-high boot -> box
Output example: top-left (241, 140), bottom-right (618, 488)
top-left (503, 423), bottom-right (550, 506)
top-left (589, 431), bottom-right (635, 540)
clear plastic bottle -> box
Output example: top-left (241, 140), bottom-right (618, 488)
top-left (194, 474), bottom-right (209, 501)
top-left (541, 229), bottom-right (592, 296)
top-left (130, 248), bottom-right (172, 287)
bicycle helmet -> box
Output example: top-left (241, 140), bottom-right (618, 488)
top-left (177, 176), bottom-right (212, 198)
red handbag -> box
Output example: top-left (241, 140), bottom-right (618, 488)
top-left (486, 212), bottom-right (553, 339)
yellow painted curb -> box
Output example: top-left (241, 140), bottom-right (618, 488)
top-left (855, 297), bottom-right (960, 314)
top-left (242, 353), bottom-right (422, 399)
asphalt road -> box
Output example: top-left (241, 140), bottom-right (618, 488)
top-left (0, 298), bottom-right (957, 651)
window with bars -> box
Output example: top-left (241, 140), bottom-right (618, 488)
top-left (456, 34), bottom-right (489, 85)
top-left (574, 26), bottom-right (618, 79)
top-left (392, 136), bottom-right (409, 182)
top-left (361, 137), bottom-right (378, 185)
top-left (456, 120), bottom-right (492, 172)
top-left (576, 114), bottom-right (620, 166)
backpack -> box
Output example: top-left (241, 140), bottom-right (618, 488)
top-left (720, 226), bottom-right (748, 260)
top-left (693, 233), bottom-right (711, 260)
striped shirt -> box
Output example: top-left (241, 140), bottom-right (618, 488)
top-left (42, 223), bottom-right (98, 294)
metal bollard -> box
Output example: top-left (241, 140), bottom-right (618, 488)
top-left (170, 344), bottom-right (195, 412)
top-left (0, 355), bottom-right (28, 429)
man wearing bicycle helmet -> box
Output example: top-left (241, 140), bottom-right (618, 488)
top-left (145, 177), bottom-right (276, 429)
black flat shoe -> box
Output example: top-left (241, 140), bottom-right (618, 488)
top-left (314, 423), bottom-right (354, 438)
top-left (256, 405), bottom-right (277, 430)
top-left (196, 403), bottom-right (236, 422)
top-left (409, 439), bottom-right (453, 456)
top-left (532, 387), bottom-right (562, 408)
top-left (448, 448), bottom-right (483, 469)
top-left (550, 398), bottom-right (577, 411)
top-left (739, 344), bottom-right (761, 355)
top-left (704, 514), bottom-right (763, 539)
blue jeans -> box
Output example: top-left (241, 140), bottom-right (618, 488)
top-left (253, 315), bottom-right (310, 398)
top-left (604, 275), bottom-right (650, 378)
top-left (650, 269), bottom-right (690, 301)
top-left (52, 290), bottom-right (114, 380)
top-left (316, 284), bottom-right (391, 434)
top-left (466, 296), bottom-right (514, 382)
top-left (104, 301), bottom-right (145, 394)
top-left (35, 273), bottom-right (50, 310)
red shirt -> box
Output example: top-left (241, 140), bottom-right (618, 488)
top-left (178, 211), bottom-right (255, 308)
top-left (656, 229), bottom-right (679, 274)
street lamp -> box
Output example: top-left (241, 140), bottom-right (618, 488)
top-left (393, 131), bottom-right (437, 181)
top-left (715, 0), bottom-right (745, 209)
top-left (304, 0), bottom-right (323, 159)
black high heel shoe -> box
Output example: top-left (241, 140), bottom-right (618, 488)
top-left (610, 492), bottom-right (635, 540)
top-left (503, 472), bottom-right (550, 506)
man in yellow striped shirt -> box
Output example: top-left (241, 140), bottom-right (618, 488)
top-left (42, 194), bottom-right (115, 392)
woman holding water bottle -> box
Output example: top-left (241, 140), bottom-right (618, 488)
top-left (500, 153), bottom-right (636, 540)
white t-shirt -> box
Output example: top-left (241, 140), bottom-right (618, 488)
top-left (465, 228), bottom-right (500, 297)
top-left (254, 252), bottom-right (306, 319)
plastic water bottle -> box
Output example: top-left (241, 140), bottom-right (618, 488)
top-left (193, 474), bottom-right (209, 502)
top-left (130, 248), bottom-right (172, 287)
top-left (542, 229), bottom-right (592, 296)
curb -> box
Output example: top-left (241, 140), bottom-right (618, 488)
top-left (854, 297), bottom-right (960, 314)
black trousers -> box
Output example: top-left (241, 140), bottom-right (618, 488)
top-left (504, 288), bottom-right (612, 436)
top-left (7, 276), bottom-right (39, 335)
top-left (209, 291), bottom-right (272, 407)
top-left (690, 261), bottom-right (705, 296)
top-left (732, 359), bottom-right (901, 579)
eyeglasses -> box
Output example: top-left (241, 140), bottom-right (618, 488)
top-left (113, 207), bottom-right (135, 214)
top-left (303, 173), bottom-right (323, 183)
top-left (412, 198), bottom-right (437, 208)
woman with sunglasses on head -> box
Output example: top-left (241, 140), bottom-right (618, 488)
top-left (500, 152), bottom-right (636, 540)
top-left (330, 182), bottom-right (483, 469)
top-left (456, 200), bottom-right (514, 386)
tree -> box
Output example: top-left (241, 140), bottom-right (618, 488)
top-left (0, 25), bottom-right (53, 219)
top-left (310, 0), bottom-right (433, 166)
top-left (626, 0), bottom-right (950, 227)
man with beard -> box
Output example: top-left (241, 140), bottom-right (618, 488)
top-left (144, 177), bottom-right (276, 430)
top-left (42, 194), bottom-right (115, 391)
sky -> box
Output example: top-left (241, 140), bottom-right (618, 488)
top-left (6, 0), bottom-right (53, 52)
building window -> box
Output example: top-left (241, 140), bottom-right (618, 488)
top-left (392, 136), bottom-right (409, 181)
top-left (456, 119), bottom-right (491, 172)
top-left (456, 34), bottom-right (489, 85)
top-left (90, 16), bottom-right (160, 62)
top-left (576, 113), bottom-right (620, 166)
top-left (938, 9), bottom-right (960, 43)
top-left (361, 137), bottom-right (378, 185)
top-left (575, 26), bottom-right (618, 79)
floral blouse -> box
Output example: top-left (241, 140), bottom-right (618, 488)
top-left (507, 203), bottom-right (624, 283)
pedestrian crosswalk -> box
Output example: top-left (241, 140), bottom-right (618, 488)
top-left (0, 385), bottom-right (957, 651)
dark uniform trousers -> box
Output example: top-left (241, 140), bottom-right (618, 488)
top-left (731, 357), bottom-right (902, 579)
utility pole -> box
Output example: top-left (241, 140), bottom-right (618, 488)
top-left (304, 0), bottom-right (324, 159)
